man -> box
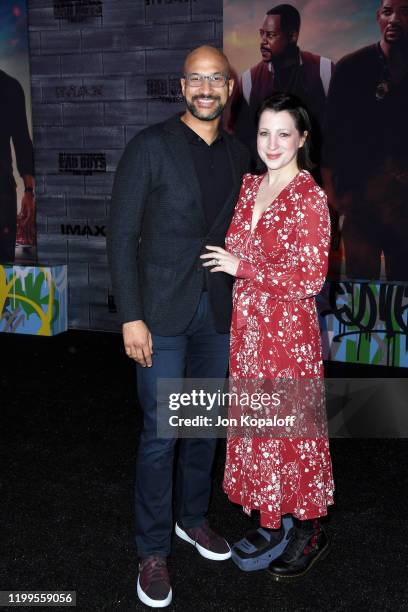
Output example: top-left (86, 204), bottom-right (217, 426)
top-left (0, 69), bottom-right (35, 263)
top-left (322, 0), bottom-right (408, 281)
top-left (228, 4), bottom-right (333, 161)
top-left (108, 46), bottom-right (250, 608)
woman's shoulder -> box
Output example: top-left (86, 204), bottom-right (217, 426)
top-left (242, 172), bottom-right (258, 181)
top-left (297, 170), bottom-right (327, 201)
top-left (241, 172), bottom-right (263, 187)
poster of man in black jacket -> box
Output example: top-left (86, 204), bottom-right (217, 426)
top-left (0, 67), bottom-right (35, 263)
top-left (0, 1), bottom-right (35, 263)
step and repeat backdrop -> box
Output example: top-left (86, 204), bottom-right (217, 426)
top-left (27, 0), bottom-right (221, 331)
top-left (3, 0), bottom-right (405, 364)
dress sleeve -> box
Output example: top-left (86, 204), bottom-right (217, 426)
top-left (237, 172), bottom-right (253, 197)
top-left (236, 184), bottom-right (330, 301)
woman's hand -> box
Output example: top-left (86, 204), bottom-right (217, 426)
top-left (200, 245), bottom-right (241, 277)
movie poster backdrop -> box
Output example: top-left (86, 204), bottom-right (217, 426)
top-left (224, 0), bottom-right (408, 283)
top-left (0, 0), bottom-right (36, 263)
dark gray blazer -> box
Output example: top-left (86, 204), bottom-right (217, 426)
top-left (107, 113), bottom-right (250, 335)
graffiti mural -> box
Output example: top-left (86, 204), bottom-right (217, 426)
top-left (0, 265), bottom-right (67, 335)
top-left (318, 281), bottom-right (408, 368)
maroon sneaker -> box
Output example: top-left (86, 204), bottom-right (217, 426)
top-left (175, 521), bottom-right (231, 560)
top-left (137, 556), bottom-right (172, 608)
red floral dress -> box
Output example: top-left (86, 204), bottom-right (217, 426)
top-left (223, 171), bottom-right (335, 528)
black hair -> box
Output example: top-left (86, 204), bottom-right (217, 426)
top-left (256, 92), bottom-right (314, 171)
top-left (266, 4), bottom-right (301, 34)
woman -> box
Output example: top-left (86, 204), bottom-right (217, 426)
top-left (201, 93), bottom-right (334, 579)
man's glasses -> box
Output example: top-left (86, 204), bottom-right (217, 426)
top-left (183, 73), bottom-right (229, 87)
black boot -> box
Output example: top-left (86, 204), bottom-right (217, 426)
top-left (267, 518), bottom-right (330, 581)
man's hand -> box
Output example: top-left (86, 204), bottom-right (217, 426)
top-left (123, 320), bottom-right (153, 367)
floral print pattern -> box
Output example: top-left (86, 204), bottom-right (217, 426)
top-left (223, 171), bottom-right (335, 528)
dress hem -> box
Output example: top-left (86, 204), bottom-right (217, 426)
top-left (224, 488), bottom-right (335, 529)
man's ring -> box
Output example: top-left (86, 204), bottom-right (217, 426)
top-left (213, 258), bottom-right (219, 265)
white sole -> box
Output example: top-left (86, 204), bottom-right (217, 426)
top-left (137, 575), bottom-right (172, 608)
top-left (175, 523), bottom-right (231, 561)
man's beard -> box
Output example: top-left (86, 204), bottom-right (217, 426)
top-left (384, 25), bottom-right (408, 47)
top-left (186, 95), bottom-right (226, 121)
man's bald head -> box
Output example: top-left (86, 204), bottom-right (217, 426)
top-left (180, 45), bottom-right (234, 124)
top-left (183, 45), bottom-right (231, 76)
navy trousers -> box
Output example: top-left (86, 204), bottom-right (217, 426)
top-left (135, 292), bottom-right (230, 557)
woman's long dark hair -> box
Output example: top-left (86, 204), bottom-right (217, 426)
top-left (256, 92), bottom-right (314, 171)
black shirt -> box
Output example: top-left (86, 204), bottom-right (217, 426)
top-left (322, 43), bottom-right (408, 192)
top-left (179, 119), bottom-right (233, 230)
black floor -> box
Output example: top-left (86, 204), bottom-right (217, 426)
top-left (1, 331), bottom-right (407, 611)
